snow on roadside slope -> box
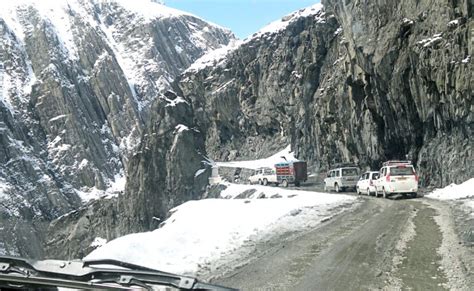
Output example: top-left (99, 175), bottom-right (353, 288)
top-left (425, 179), bottom-right (473, 200)
top-left (215, 145), bottom-right (295, 170)
top-left (425, 178), bottom-right (474, 216)
top-left (85, 184), bottom-right (356, 276)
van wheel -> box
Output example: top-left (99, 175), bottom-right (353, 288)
top-left (367, 188), bottom-right (371, 196)
top-left (412, 192), bottom-right (417, 198)
top-left (263, 178), bottom-right (268, 186)
top-left (335, 183), bottom-right (340, 193)
top-left (282, 179), bottom-right (288, 187)
top-left (374, 187), bottom-right (378, 197)
top-left (356, 187), bottom-right (361, 195)
top-left (258, 179), bottom-right (262, 185)
top-left (324, 184), bottom-right (328, 191)
top-left (383, 188), bottom-right (387, 198)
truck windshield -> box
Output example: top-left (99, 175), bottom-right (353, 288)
top-left (390, 166), bottom-right (414, 176)
top-left (342, 168), bottom-right (358, 176)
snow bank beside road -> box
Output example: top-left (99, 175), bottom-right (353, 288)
top-left (85, 185), bottom-right (355, 276)
top-left (425, 179), bottom-right (473, 200)
top-left (425, 178), bottom-right (474, 216)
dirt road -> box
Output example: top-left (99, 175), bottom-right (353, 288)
top-left (210, 194), bottom-right (473, 290)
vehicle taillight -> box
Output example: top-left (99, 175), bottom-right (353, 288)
top-left (414, 173), bottom-right (419, 182)
top-left (386, 174), bottom-right (391, 182)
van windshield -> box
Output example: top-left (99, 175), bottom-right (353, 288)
top-left (342, 168), bottom-right (358, 176)
top-left (390, 166), bottom-right (414, 176)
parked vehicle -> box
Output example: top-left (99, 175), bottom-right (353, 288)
top-left (275, 161), bottom-right (308, 187)
top-left (324, 167), bottom-right (359, 192)
top-left (374, 160), bottom-right (418, 198)
top-left (356, 171), bottom-right (380, 195)
top-left (248, 167), bottom-right (278, 186)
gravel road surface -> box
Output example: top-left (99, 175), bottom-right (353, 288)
top-left (210, 190), bottom-right (473, 290)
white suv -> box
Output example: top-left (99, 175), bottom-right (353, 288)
top-left (356, 171), bottom-right (379, 195)
top-left (324, 167), bottom-right (359, 192)
top-left (375, 161), bottom-right (418, 198)
top-left (248, 167), bottom-right (277, 186)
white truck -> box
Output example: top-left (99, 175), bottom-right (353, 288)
top-left (374, 160), bottom-right (418, 198)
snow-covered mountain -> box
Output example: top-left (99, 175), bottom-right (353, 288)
top-left (0, 0), bottom-right (233, 257)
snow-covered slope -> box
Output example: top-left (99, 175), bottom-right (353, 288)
top-left (186, 3), bottom-right (324, 73)
top-left (85, 184), bottom-right (356, 276)
top-left (0, 0), bottom-right (233, 257)
top-left (425, 179), bottom-right (474, 217)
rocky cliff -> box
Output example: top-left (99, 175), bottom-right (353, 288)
top-left (179, 0), bottom-right (472, 186)
top-left (0, 0), bottom-right (233, 258)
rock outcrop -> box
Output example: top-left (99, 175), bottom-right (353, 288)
top-left (0, 0), bottom-right (233, 258)
top-left (179, 1), bottom-right (472, 186)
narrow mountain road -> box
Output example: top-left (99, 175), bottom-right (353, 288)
top-left (210, 193), bottom-right (473, 290)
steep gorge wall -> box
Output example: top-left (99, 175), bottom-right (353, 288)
top-left (179, 1), bottom-right (472, 186)
top-left (320, 0), bottom-right (472, 186)
top-left (0, 0), bottom-right (233, 258)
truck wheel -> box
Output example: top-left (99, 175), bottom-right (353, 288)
top-left (335, 183), bottom-right (340, 193)
top-left (412, 192), bottom-right (417, 198)
top-left (282, 179), bottom-right (288, 187)
top-left (263, 178), bottom-right (268, 186)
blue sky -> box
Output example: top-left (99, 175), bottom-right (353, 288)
top-left (165, 0), bottom-right (320, 39)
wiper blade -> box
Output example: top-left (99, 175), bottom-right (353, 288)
top-left (0, 256), bottom-right (237, 290)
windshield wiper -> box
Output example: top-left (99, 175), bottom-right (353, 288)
top-left (0, 256), bottom-right (237, 290)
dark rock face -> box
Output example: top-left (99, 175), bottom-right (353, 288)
top-left (46, 93), bottom-right (210, 259)
top-left (179, 1), bottom-right (472, 186)
top-left (180, 9), bottom-right (337, 163)
top-left (319, 0), bottom-right (472, 186)
top-left (0, 0), bottom-right (233, 258)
